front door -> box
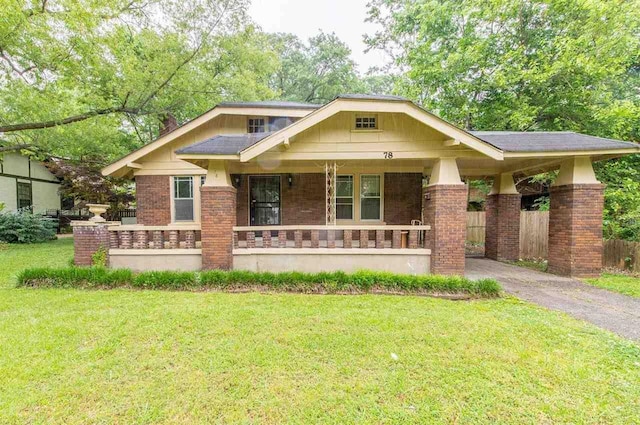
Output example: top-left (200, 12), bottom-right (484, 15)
top-left (249, 176), bottom-right (281, 225)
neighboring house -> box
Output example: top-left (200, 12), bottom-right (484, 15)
top-left (77, 95), bottom-right (640, 277)
top-left (0, 152), bottom-right (61, 213)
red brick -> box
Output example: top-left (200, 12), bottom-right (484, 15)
top-left (136, 175), bottom-right (171, 225)
top-left (423, 184), bottom-right (468, 275)
top-left (73, 224), bottom-right (110, 266)
top-left (485, 193), bottom-right (521, 261)
top-left (201, 186), bottom-right (236, 270)
top-left (548, 184), bottom-right (604, 277)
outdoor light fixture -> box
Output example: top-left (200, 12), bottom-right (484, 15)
top-left (233, 175), bottom-right (241, 188)
top-left (287, 174), bottom-right (293, 187)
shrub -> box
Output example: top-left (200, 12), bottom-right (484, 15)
top-left (91, 246), bottom-right (108, 267)
top-left (17, 266), bottom-right (502, 297)
top-left (0, 211), bottom-right (57, 243)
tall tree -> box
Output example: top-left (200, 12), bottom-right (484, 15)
top-left (365, 0), bottom-right (640, 137)
top-left (269, 32), bottom-right (364, 103)
top-left (0, 0), bottom-right (278, 160)
top-left (366, 0), bottom-right (640, 240)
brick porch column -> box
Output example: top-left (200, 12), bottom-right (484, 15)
top-left (200, 160), bottom-right (236, 270)
top-left (72, 222), bottom-right (111, 266)
top-left (423, 158), bottom-right (468, 275)
top-left (548, 157), bottom-right (604, 277)
top-left (485, 173), bottom-right (521, 261)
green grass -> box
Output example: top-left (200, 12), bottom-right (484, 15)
top-left (0, 238), bottom-right (73, 288)
top-left (586, 273), bottom-right (640, 298)
top-left (17, 267), bottom-right (501, 297)
top-left (1, 240), bottom-right (640, 423)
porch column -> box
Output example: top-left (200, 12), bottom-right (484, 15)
top-left (485, 173), bottom-right (521, 261)
top-left (423, 158), bottom-right (468, 275)
top-left (548, 157), bottom-right (604, 277)
top-left (201, 160), bottom-right (236, 270)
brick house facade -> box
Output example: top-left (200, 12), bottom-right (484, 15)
top-left (92, 96), bottom-right (639, 276)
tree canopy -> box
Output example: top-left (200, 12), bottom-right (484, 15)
top-left (0, 0), bottom-right (278, 159)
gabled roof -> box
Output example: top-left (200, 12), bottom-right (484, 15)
top-left (101, 101), bottom-right (317, 177)
top-left (471, 131), bottom-right (639, 153)
top-left (238, 96), bottom-right (506, 161)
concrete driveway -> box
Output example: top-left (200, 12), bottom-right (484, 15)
top-left (466, 258), bottom-right (640, 341)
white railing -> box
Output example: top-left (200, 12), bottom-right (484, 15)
top-left (108, 225), bottom-right (201, 250)
top-left (233, 225), bottom-right (431, 250)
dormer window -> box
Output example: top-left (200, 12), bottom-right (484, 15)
top-left (248, 117), bottom-right (266, 133)
top-left (355, 114), bottom-right (377, 129)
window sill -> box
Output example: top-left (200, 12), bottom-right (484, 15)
top-left (350, 129), bottom-right (383, 133)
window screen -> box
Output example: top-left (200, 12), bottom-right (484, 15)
top-left (173, 176), bottom-right (194, 221)
top-left (360, 175), bottom-right (381, 220)
top-left (336, 175), bottom-right (354, 220)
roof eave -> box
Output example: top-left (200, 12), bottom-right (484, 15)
top-left (503, 147), bottom-right (640, 158)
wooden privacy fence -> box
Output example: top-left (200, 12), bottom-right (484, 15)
top-left (466, 211), bottom-right (549, 259)
top-left (603, 239), bottom-right (640, 271)
top-left (467, 212), bottom-right (639, 269)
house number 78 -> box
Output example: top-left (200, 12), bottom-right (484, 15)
top-left (384, 152), bottom-right (394, 159)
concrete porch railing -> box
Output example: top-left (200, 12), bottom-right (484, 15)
top-left (232, 225), bottom-right (432, 274)
top-left (107, 224), bottom-right (202, 271)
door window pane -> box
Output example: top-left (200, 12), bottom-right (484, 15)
top-left (173, 176), bottom-right (194, 221)
top-left (250, 176), bottom-right (281, 225)
top-left (360, 175), bottom-right (381, 220)
top-left (336, 175), bottom-right (353, 220)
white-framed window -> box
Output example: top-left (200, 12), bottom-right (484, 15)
top-left (336, 175), bottom-right (354, 220)
top-left (355, 114), bottom-right (377, 130)
top-left (248, 117), bottom-right (266, 133)
top-left (173, 176), bottom-right (194, 221)
top-left (360, 174), bottom-right (381, 220)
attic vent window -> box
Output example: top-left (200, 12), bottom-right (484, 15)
top-left (355, 115), bottom-right (377, 129)
top-left (248, 117), bottom-right (265, 133)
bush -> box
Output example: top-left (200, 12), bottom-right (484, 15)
top-left (0, 211), bottom-right (57, 243)
top-left (17, 267), bottom-right (501, 297)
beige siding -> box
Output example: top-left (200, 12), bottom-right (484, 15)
top-left (32, 181), bottom-right (61, 213)
top-left (136, 115), bottom-right (250, 175)
top-left (0, 176), bottom-right (17, 211)
top-left (2, 153), bottom-right (30, 176)
top-left (30, 160), bottom-right (58, 182)
top-left (266, 112), bottom-right (478, 160)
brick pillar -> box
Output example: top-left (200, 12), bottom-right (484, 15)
top-left (72, 223), bottom-right (110, 266)
top-left (423, 184), bottom-right (468, 275)
top-left (201, 186), bottom-right (236, 270)
top-left (548, 184), bottom-right (604, 277)
top-left (485, 193), bottom-right (522, 261)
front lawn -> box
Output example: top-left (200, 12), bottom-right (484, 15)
top-left (586, 273), bottom-right (640, 298)
top-left (0, 238), bottom-right (73, 287)
top-left (1, 239), bottom-right (639, 423)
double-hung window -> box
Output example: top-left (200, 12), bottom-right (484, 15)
top-left (173, 176), bottom-right (194, 221)
top-left (336, 175), bottom-right (354, 220)
top-left (360, 175), bottom-right (381, 220)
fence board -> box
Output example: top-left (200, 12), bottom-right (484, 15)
top-left (466, 211), bottom-right (549, 259)
top-left (466, 211), bottom-right (485, 244)
top-left (604, 239), bottom-right (640, 271)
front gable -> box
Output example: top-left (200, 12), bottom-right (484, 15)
top-left (258, 111), bottom-right (484, 161)
top-left (239, 98), bottom-right (504, 162)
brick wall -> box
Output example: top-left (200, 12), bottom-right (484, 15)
top-left (384, 173), bottom-right (423, 224)
top-left (201, 186), bottom-right (236, 269)
top-left (73, 223), bottom-right (110, 266)
top-left (235, 174), bottom-right (325, 226)
top-left (423, 184), bottom-right (468, 275)
top-left (136, 175), bottom-right (171, 225)
top-left (548, 184), bottom-right (604, 277)
top-left (485, 193), bottom-right (521, 261)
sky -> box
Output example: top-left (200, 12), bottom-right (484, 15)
top-left (249, 0), bottom-right (388, 73)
